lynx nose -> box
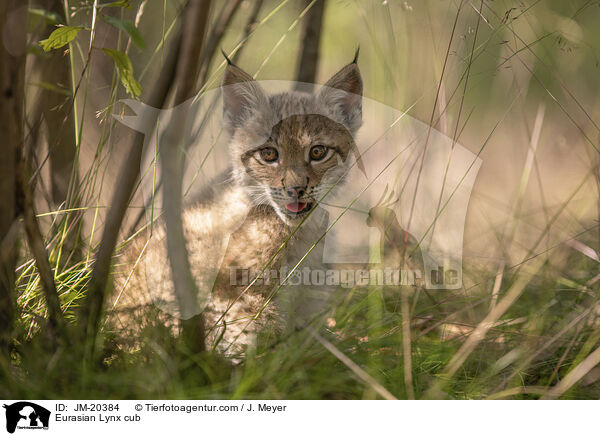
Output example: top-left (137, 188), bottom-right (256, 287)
top-left (286, 186), bottom-right (305, 198)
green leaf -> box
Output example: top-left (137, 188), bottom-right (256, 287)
top-left (103, 15), bottom-right (146, 49)
top-left (39, 26), bottom-right (84, 52)
top-left (102, 0), bottom-right (131, 8)
top-left (102, 48), bottom-right (142, 98)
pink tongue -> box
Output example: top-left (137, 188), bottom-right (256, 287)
top-left (286, 202), bottom-right (307, 213)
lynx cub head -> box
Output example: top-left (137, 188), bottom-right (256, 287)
top-left (221, 58), bottom-right (363, 225)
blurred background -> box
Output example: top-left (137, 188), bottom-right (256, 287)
top-left (62, 0), bottom-right (600, 277)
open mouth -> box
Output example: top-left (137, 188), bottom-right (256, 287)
top-left (284, 201), bottom-right (313, 216)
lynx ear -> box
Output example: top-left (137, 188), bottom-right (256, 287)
top-left (221, 63), bottom-right (269, 132)
top-left (318, 62), bottom-right (363, 134)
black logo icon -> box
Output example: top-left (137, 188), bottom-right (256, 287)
top-left (3, 402), bottom-right (50, 434)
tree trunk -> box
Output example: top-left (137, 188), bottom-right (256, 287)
top-left (0, 0), bottom-right (27, 351)
top-left (294, 0), bottom-right (326, 90)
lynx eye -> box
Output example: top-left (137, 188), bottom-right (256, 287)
top-left (258, 147), bottom-right (279, 163)
top-left (309, 145), bottom-right (329, 162)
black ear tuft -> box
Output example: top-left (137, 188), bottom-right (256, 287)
top-left (221, 48), bottom-right (233, 65)
top-left (352, 46), bottom-right (360, 64)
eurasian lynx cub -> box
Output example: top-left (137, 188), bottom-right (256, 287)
top-left (112, 57), bottom-right (363, 357)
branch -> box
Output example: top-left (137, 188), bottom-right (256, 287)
top-left (197, 0), bottom-right (243, 87)
top-left (235, 0), bottom-right (263, 62)
top-left (81, 28), bottom-right (183, 351)
top-left (18, 161), bottom-right (67, 342)
top-left (160, 0), bottom-right (212, 353)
